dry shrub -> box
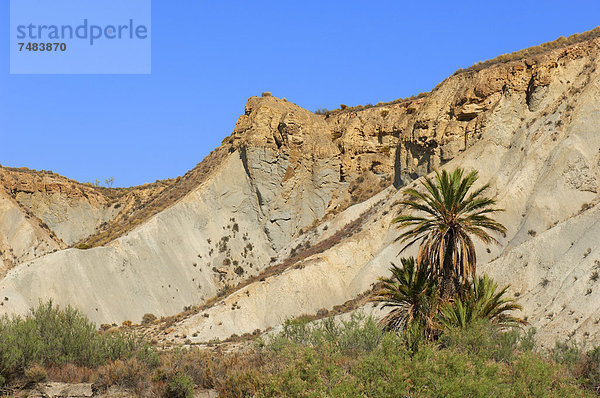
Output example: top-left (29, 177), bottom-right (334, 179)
top-left (94, 358), bottom-right (151, 393)
top-left (24, 364), bottom-right (47, 383)
top-left (46, 363), bottom-right (93, 383)
top-left (459, 27), bottom-right (600, 74)
top-left (218, 369), bottom-right (263, 397)
top-left (156, 348), bottom-right (266, 393)
top-left (159, 349), bottom-right (217, 389)
top-left (142, 313), bottom-right (157, 325)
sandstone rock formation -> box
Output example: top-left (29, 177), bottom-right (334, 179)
top-left (1, 36), bottom-right (600, 347)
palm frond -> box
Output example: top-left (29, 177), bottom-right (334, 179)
top-left (438, 275), bottom-right (528, 329)
top-left (371, 257), bottom-right (440, 340)
top-left (391, 167), bottom-right (507, 290)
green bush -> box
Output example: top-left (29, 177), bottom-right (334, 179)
top-left (165, 372), bottom-right (194, 398)
top-left (579, 345), bottom-right (600, 391)
top-left (551, 340), bottom-right (581, 365)
top-left (269, 312), bottom-right (382, 354)
top-left (2, 302), bottom-right (598, 397)
top-left (0, 300), bottom-right (155, 382)
top-left (142, 313), bottom-right (157, 325)
top-left (440, 319), bottom-right (542, 364)
top-left (223, 314), bottom-right (594, 397)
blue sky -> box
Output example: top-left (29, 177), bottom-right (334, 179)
top-left (1, 1), bottom-right (599, 187)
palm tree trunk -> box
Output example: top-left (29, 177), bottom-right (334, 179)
top-left (442, 233), bottom-right (456, 299)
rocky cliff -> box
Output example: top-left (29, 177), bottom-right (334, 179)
top-left (1, 36), bottom-right (600, 347)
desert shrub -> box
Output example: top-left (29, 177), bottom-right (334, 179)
top-left (46, 363), bottom-right (94, 383)
top-left (579, 345), bottom-right (600, 392)
top-left (550, 340), bottom-right (581, 366)
top-left (269, 313), bottom-right (381, 351)
top-left (1, 303), bottom-right (597, 396)
top-left (24, 363), bottom-right (47, 383)
top-left (319, 314), bottom-right (382, 353)
top-left (516, 327), bottom-right (536, 352)
top-left (156, 346), bottom-right (266, 395)
top-left (218, 370), bottom-right (263, 397)
top-left (142, 313), bottom-right (157, 325)
top-left (205, 313), bottom-right (592, 397)
top-left (164, 372), bottom-right (194, 398)
top-left (440, 319), bottom-right (528, 363)
top-left (270, 313), bottom-right (383, 354)
top-left (94, 358), bottom-right (151, 393)
top-left (253, 319), bottom-right (592, 397)
top-left (274, 317), bottom-right (312, 346)
top-left (0, 300), bottom-right (155, 383)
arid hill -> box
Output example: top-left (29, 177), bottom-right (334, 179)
top-left (2, 32), bottom-right (600, 348)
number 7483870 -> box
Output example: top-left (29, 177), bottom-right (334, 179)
top-left (18, 42), bottom-right (67, 51)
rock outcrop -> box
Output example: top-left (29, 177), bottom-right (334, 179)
top-left (1, 36), bottom-right (600, 347)
top-left (163, 38), bottom-right (600, 347)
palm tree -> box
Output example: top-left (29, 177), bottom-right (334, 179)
top-left (372, 259), bottom-right (525, 350)
top-left (437, 275), bottom-right (527, 329)
top-left (372, 257), bottom-right (440, 344)
top-left (392, 168), bottom-right (507, 297)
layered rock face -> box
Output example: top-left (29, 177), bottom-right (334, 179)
top-left (0, 189), bottom-right (62, 276)
top-left (0, 169), bottom-right (119, 246)
top-left (1, 38), bottom-right (600, 346)
top-left (166, 39), bottom-right (600, 347)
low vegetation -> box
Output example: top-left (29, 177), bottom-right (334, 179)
top-left (1, 306), bottom-right (599, 397)
top-left (0, 301), bottom-right (157, 389)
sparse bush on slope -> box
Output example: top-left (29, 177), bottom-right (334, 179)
top-left (0, 300), bottom-right (157, 383)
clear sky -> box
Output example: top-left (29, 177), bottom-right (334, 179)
top-left (1, 1), bottom-right (599, 187)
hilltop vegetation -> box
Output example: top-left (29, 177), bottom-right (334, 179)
top-left (457, 26), bottom-right (600, 74)
top-left (319, 26), bottom-right (600, 116)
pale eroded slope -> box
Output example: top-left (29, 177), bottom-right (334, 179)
top-left (0, 38), bottom-right (599, 348)
top-left (166, 40), bottom-right (600, 346)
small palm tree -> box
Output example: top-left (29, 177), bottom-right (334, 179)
top-left (437, 275), bottom-right (527, 329)
top-left (372, 257), bottom-right (440, 343)
top-left (392, 168), bottom-right (507, 297)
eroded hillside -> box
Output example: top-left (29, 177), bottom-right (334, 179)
top-left (1, 35), bottom-right (600, 347)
